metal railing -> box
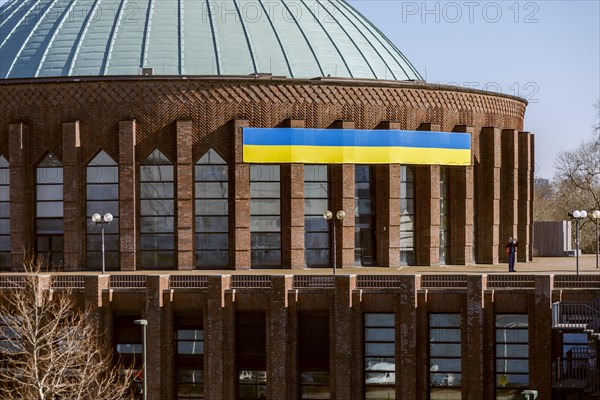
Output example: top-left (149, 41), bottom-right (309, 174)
top-left (293, 275), bottom-right (335, 288)
top-left (356, 275), bottom-right (404, 288)
top-left (109, 275), bottom-right (146, 289)
top-left (0, 276), bottom-right (25, 288)
top-left (421, 275), bottom-right (468, 289)
top-left (169, 275), bottom-right (209, 289)
top-left (231, 275), bottom-right (272, 289)
top-left (51, 276), bottom-right (85, 289)
top-left (552, 358), bottom-right (600, 392)
top-left (487, 275), bottom-right (536, 288)
top-left (554, 274), bottom-right (600, 289)
top-left (552, 299), bottom-right (600, 329)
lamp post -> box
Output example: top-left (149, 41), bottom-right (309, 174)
top-left (592, 210), bottom-right (600, 269)
top-left (323, 210), bottom-right (346, 275)
top-left (569, 210), bottom-right (587, 275)
top-left (133, 319), bottom-right (148, 400)
top-left (91, 212), bottom-right (113, 274)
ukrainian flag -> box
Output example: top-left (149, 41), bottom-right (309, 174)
top-left (243, 128), bottom-right (471, 166)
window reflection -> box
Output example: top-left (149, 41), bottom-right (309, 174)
top-left (176, 315), bottom-right (204, 399)
top-left (237, 312), bottom-right (267, 399)
top-left (140, 149), bottom-right (174, 269)
top-left (495, 314), bottom-right (529, 399)
top-left (195, 149), bottom-right (229, 269)
top-left (0, 156), bottom-right (9, 269)
top-left (36, 153), bottom-right (63, 270)
top-left (304, 165), bottom-right (330, 267)
top-left (439, 167), bottom-right (449, 264)
top-left (365, 313), bottom-right (395, 399)
top-left (250, 165), bottom-right (281, 268)
top-left (400, 166), bottom-right (415, 266)
top-left (86, 151), bottom-right (119, 271)
top-left (299, 313), bottom-right (330, 399)
top-left (355, 166), bottom-right (376, 266)
top-left (429, 314), bottom-right (462, 399)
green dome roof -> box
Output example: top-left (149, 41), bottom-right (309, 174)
top-left (0, 0), bottom-right (422, 80)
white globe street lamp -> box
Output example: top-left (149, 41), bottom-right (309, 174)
top-left (569, 210), bottom-right (587, 275)
top-left (323, 209), bottom-right (346, 275)
top-left (91, 212), bottom-right (113, 275)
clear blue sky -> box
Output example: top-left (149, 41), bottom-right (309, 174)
top-left (1, 0), bottom-right (598, 178)
top-left (350, 0), bottom-right (600, 179)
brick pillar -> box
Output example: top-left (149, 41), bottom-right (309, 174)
top-left (84, 275), bottom-right (109, 361)
top-left (223, 283), bottom-right (237, 399)
top-left (145, 275), bottom-right (169, 400)
top-left (206, 275), bottom-right (230, 398)
top-left (415, 281), bottom-right (428, 400)
top-left (398, 275), bottom-right (418, 400)
top-left (518, 132), bottom-right (532, 262)
top-left (464, 275), bottom-right (484, 399)
top-left (449, 125), bottom-right (474, 264)
top-left (268, 276), bottom-right (292, 399)
top-left (231, 119), bottom-right (250, 270)
top-left (176, 120), bottom-right (193, 270)
top-left (287, 290), bottom-right (299, 399)
top-left (62, 121), bottom-right (82, 271)
top-left (162, 288), bottom-right (174, 399)
top-left (8, 123), bottom-right (32, 270)
top-left (375, 121), bottom-right (401, 267)
top-left (500, 129), bottom-right (518, 263)
top-left (529, 134), bottom-right (535, 261)
top-left (482, 282), bottom-right (495, 400)
top-left (531, 275), bottom-right (552, 398)
top-left (119, 121), bottom-right (136, 270)
top-left (414, 123), bottom-right (441, 266)
top-left (477, 127), bottom-right (501, 264)
top-left (332, 275), bottom-right (355, 399)
top-left (281, 117), bottom-right (305, 269)
top-left (330, 121), bottom-right (355, 268)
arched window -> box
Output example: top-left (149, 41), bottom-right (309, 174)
top-left (140, 149), bottom-right (174, 269)
top-left (86, 151), bottom-right (119, 271)
top-left (0, 155), bottom-right (9, 268)
top-left (36, 153), bottom-right (63, 270)
top-left (195, 148), bottom-right (228, 269)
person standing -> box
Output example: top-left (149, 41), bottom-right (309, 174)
top-left (506, 237), bottom-right (518, 272)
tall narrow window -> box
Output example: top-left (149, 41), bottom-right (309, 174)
top-left (36, 153), bottom-right (63, 270)
top-left (0, 156), bottom-right (9, 268)
top-left (175, 315), bottom-right (204, 400)
top-left (355, 166), bottom-right (376, 266)
top-left (237, 312), bottom-right (267, 399)
top-left (299, 313), bottom-right (330, 399)
top-left (429, 314), bottom-right (462, 399)
top-left (400, 166), bottom-right (415, 265)
top-left (364, 313), bottom-right (395, 398)
top-left (250, 165), bottom-right (281, 268)
top-left (140, 149), bottom-right (174, 269)
top-left (195, 148), bottom-right (229, 269)
top-left (86, 151), bottom-right (119, 271)
top-left (113, 315), bottom-right (143, 397)
top-left (304, 165), bottom-right (329, 267)
top-left (439, 167), bottom-right (449, 264)
top-left (495, 314), bottom-right (529, 399)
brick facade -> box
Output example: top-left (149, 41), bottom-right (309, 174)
top-left (0, 77), bottom-right (532, 269)
top-left (3, 272), bottom-right (592, 399)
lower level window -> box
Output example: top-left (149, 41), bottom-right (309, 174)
top-left (238, 370), bottom-right (266, 399)
top-left (177, 369), bottom-right (204, 399)
top-left (495, 314), bottom-right (529, 399)
top-left (429, 314), bottom-right (462, 400)
top-left (364, 313), bottom-right (395, 399)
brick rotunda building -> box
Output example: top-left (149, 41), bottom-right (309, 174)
top-left (1, 2), bottom-right (581, 400)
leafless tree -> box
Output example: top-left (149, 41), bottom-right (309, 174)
top-left (551, 102), bottom-right (600, 252)
top-left (0, 258), bottom-right (136, 400)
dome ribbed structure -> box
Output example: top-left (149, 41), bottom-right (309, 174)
top-left (0, 0), bottom-right (422, 80)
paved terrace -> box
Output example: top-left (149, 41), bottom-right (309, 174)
top-left (2, 256), bottom-right (600, 276)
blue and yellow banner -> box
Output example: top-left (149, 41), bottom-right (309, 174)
top-left (243, 128), bottom-right (471, 165)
